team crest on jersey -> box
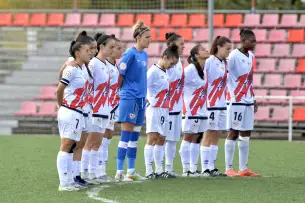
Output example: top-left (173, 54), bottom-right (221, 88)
top-left (129, 113), bottom-right (136, 119)
top-left (209, 122), bottom-right (216, 127)
top-left (64, 70), bottom-right (72, 78)
top-left (120, 63), bottom-right (127, 70)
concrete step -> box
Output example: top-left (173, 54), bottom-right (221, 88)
top-left (0, 127), bottom-right (12, 135)
top-left (0, 120), bottom-right (18, 128)
top-left (22, 62), bottom-right (63, 71)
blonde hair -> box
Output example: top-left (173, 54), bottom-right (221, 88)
top-left (132, 20), bottom-right (150, 39)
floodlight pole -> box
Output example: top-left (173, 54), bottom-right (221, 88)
top-left (161, 0), bottom-right (166, 10)
top-left (208, 0), bottom-right (214, 46)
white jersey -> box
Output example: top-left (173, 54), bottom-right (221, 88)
top-left (60, 65), bottom-right (86, 111)
top-left (205, 55), bottom-right (227, 109)
top-left (167, 59), bottom-right (184, 113)
top-left (227, 49), bottom-right (255, 104)
top-left (147, 64), bottom-right (170, 108)
top-left (89, 57), bottom-right (110, 116)
top-left (183, 63), bottom-right (208, 117)
top-left (106, 59), bottom-right (120, 109)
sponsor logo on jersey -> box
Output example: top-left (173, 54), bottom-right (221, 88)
top-left (120, 63), bottom-right (127, 70)
top-left (209, 122), bottom-right (216, 127)
top-left (232, 121), bottom-right (239, 127)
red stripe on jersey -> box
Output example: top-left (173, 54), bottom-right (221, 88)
top-left (168, 69), bottom-right (184, 111)
top-left (208, 65), bottom-right (227, 107)
top-left (155, 89), bottom-right (170, 108)
top-left (108, 83), bottom-right (119, 108)
top-left (189, 81), bottom-right (208, 115)
top-left (93, 79), bottom-right (110, 113)
top-left (70, 87), bottom-right (86, 109)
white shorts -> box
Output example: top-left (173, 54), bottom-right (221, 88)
top-left (166, 112), bottom-right (182, 142)
top-left (207, 108), bottom-right (227, 131)
top-left (227, 103), bottom-right (254, 131)
top-left (182, 116), bottom-right (208, 134)
top-left (107, 105), bottom-right (119, 131)
top-left (146, 106), bottom-right (169, 136)
top-left (92, 114), bottom-right (108, 134)
top-left (57, 106), bottom-right (84, 142)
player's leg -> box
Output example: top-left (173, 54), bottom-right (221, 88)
top-left (155, 135), bottom-right (170, 177)
top-left (190, 132), bottom-right (202, 174)
top-left (145, 132), bottom-right (158, 178)
top-left (97, 129), bottom-right (113, 181)
top-left (165, 114), bottom-right (179, 175)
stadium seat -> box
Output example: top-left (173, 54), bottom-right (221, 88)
top-left (81, 14), bottom-right (98, 27)
top-left (171, 14), bottom-right (188, 27)
top-left (290, 90), bottom-right (305, 104)
top-left (280, 14), bottom-right (297, 27)
top-left (117, 14), bottom-right (134, 26)
top-left (158, 28), bottom-right (174, 41)
top-left (177, 28), bottom-right (193, 41)
top-left (30, 13), bottom-right (46, 26)
top-left (255, 44), bottom-right (271, 57)
top-left (214, 28), bottom-right (230, 38)
top-left (257, 59), bottom-right (276, 72)
top-left (47, 13), bottom-right (64, 26)
top-left (121, 28), bottom-right (134, 41)
top-left (148, 57), bottom-right (159, 68)
top-left (35, 86), bottom-right (56, 100)
top-left (0, 13), bottom-right (12, 26)
top-left (188, 14), bottom-right (206, 27)
top-left (296, 59), bottom-right (305, 72)
top-left (293, 108), bottom-right (305, 121)
top-left (150, 27), bottom-right (157, 41)
top-left (252, 29), bottom-right (267, 42)
top-left (278, 59), bottom-right (295, 72)
top-left (298, 14), bottom-right (305, 27)
top-left (225, 14), bottom-right (242, 27)
top-left (284, 74), bottom-right (301, 88)
top-left (242, 14), bottom-right (260, 27)
top-left (99, 14), bottom-right (115, 26)
top-left (153, 14), bottom-right (170, 27)
top-left (255, 89), bottom-right (268, 103)
top-left (260, 14), bottom-right (279, 27)
top-left (15, 101), bottom-right (37, 116)
top-left (292, 44), bottom-right (305, 57)
top-left (64, 13), bottom-right (81, 27)
top-left (13, 13), bottom-right (29, 26)
top-left (272, 44), bottom-right (290, 57)
top-left (213, 14), bottom-right (224, 27)
top-left (268, 29), bottom-right (286, 42)
top-left (288, 29), bottom-right (304, 42)
top-left (194, 28), bottom-right (209, 42)
top-left (263, 74), bottom-right (282, 88)
top-left (268, 89), bottom-right (287, 104)
top-left (253, 73), bottom-right (263, 87)
top-left (231, 29), bottom-right (241, 42)
top-left (135, 14), bottom-right (152, 26)
top-left (146, 43), bottom-right (161, 57)
top-left (107, 28), bottom-right (121, 39)
top-left (37, 102), bottom-right (56, 116)
top-left (183, 43), bottom-right (197, 57)
top-left (254, 106), bottom-right (270, 121)
top-left (272, 107), bottom-right (289, 122)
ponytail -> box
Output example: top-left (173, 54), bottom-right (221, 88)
top-left (210, 36), bottom-right (231, 55)
top-left (188, 45), bottom-right (204, 80)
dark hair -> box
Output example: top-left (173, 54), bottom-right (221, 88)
top-left (165, 32), bottom-right (182, 47)
top-left (210, 36), bottom-right (231, 55)
top-left (240, 28), bottom-right (255, 37)
top-left (133, 20), bottom-right (150, 39)
top-left (162, 44), bottom-right (179, 60)
top-left (95, 33), bottom-right (115, 52)
top-left (187, 45), bottom-right (204, 80)
top-left (69, 41), bottom-right (85, 59)
top-left (76, 31), bottom-right (94, 44)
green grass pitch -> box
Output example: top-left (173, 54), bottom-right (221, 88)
top-left (1, 136), bottom-right (305, 203)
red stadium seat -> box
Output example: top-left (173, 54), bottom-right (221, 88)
top-left (157, 28), bottom-right (174, 41)
top-left (15, 101), bottom-right (37, 116)
top-left (13, 13), bottom-right (29, 26)
top-left (153, 14), bottom-right (170, 27)
top-left (263, 74), bottom-right (282, 88)
top-left (272, 44), bottom-right (290, 57)
top-left (280, 14), bottom-right (297, 27)
top-left (268, 90), bottom-right (287, 104)
top-left (148, 57), bottom-right (159, 68)
top-left (298, 14), bottom-right (305, 27)
top-left (268, 29), bottom-right (286, 42)
top-left (117, 14), bottom-right (134, 26)
top-left (188, 14), bottom-right (206, 27)
top-left (146, 43), bottom-right (161, 57)
top-left (81, 14), bottom-right (98, 27)
top-left (284, 74), bottom-right (301, 88)
top-left (272, 107), bottom-right (289, 122)
top-left (99, 14), bottom-right (115, 26)
top-left (242, 14), bottom-right (260, 27)
top-left (150, 27), bottom-right (157, 41)
top-left (214, 28), bottom-right (230, 38)
top-left (171, 14), bottom-right (187, 27)
top-left (30, 13), bottom-right (46, 26)
top-left (253, 73), bottom-right (263, 87)
top-left (64, 13), bottom-right (81, 26)
top-left (135, 14), bottom-right (152, 26)
top-left (296, 59), bottom-right (305, 72)
top-left (257, 59), bottom-right (276, 72)
top-left (293, 108), bottom-right (305, 121)
top-left (255, 89), bottom-right (268, 104)
top-left (291, 90), bottom-right (305, 104)
top-left (37, 102), bottom-right (57, 116)
top-left (121, 28), bottom-right (134, 41)
top-left (35, 86), bottom-right (56, 100)
top-left (288, 29), bottom-right (304, 42)
top-left (106, 28), bottom-right (121, 39)
top-left (255, 106), bottom-right (270, 121)
top-left (47, 13), bottom-right (64, 26)
top-left (177, 28), bottom-right (193, 41)
top-left (261, 14), bottom-right (279, 27)
top-left (0, 13), bottom-right (12, 26)
top-left (231, 29), bottom-right (241, 42)
top-left (183, 43), bottom-right (196, 57)
top-left (194, 28), bottom-right (209, 42)
top-left (225, 14), bottom-right (242, 27)
top-left (255, 44), bottom-right (271, 57)
top-left (292, 44), bottom-right (305, 57)
top-left (252, 29), bottom-right (267, 42)
top-left (278, 59), bottom-right (295, 72)
top-left (213, 14), bottom-right (224, 27)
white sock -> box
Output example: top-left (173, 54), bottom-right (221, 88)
top-left (200, 146), bottom-right (210, 171)
top-left (225, 139), bottom-right (236, 171)
top-left (100, 138), bottom-right (111, 176)
top-left (144, 144), bottom-right (154, 175)
top-left (57, 151), bottom-right (69, 187)
top-left (190, 143), bottom-right (200, 173)
top-left (154, 145), bottom-right (164, 174)
top-left (67, 153), bottom-right (73, 184)
top-left (165, 141), bottom-right (176, 172)
top-left (208, 145), bottom-right (218, 170)
top-left (179, 140), bottom-right (191, 173)
top-left (73, 161), bottom-right (81, 177)
top-left (81, 149), bottom-right (90, 174)
top-left (238, 136), bottom-right (250, 171)
top-left (89, 150), bottom-right (98, 175)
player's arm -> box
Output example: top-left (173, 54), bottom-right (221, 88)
top-left (56, 66), bottom-right (74, 108)
top-left (118, 50), bottom-right (135, 88)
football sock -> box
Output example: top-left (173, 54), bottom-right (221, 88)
top-left (179, 140), bottom-right (191, 173)
top-left (208, 145), bottom-right (218, 170)
top-left (190, 143), bottom-right (200, 173)
top-left (200, 146), bottom-right (210, 171)
top-left (117, 131), bottom-right (131, 171)
top-left (88, 150), bottom-right (98, 175)
top-left (57, 151), bottom-right (69, 187)
top-left (154, 145), bottom-right (164, 174)
top-left (238, 136), bottom-right (250, 171)
top-left (80, 149), bottom-right (90, 174)
top-left (225, 139), bottom-right (236, 171)
top-left (165, 140), bottom-right (176, 172)
top-left (127, 131), bottom-right (139, 173)
top-left (144, 144), bottom-right (154, 175)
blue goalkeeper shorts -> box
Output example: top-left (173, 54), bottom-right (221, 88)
top-left (118, 98), bottom-right (145, 126)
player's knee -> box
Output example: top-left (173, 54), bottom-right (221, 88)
top-left (68, 143), bottom-right (77, 153)
top-left (227, 129), bottom-right (239, 140)
top-left (195, 133), bottom-right (203, 144)
top-left (156, 136), bottom-right (166, 146)
top-left (76, 140), bottom-right (85, 149)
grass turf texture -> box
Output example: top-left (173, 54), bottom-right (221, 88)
top-left (1, 136), bottom-right (305, 203)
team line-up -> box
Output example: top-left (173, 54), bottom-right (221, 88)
top-left (56, 20), bottom-right (260, 191)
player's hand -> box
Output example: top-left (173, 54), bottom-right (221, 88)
top-left (254, 100), bottom-right (258, 113)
